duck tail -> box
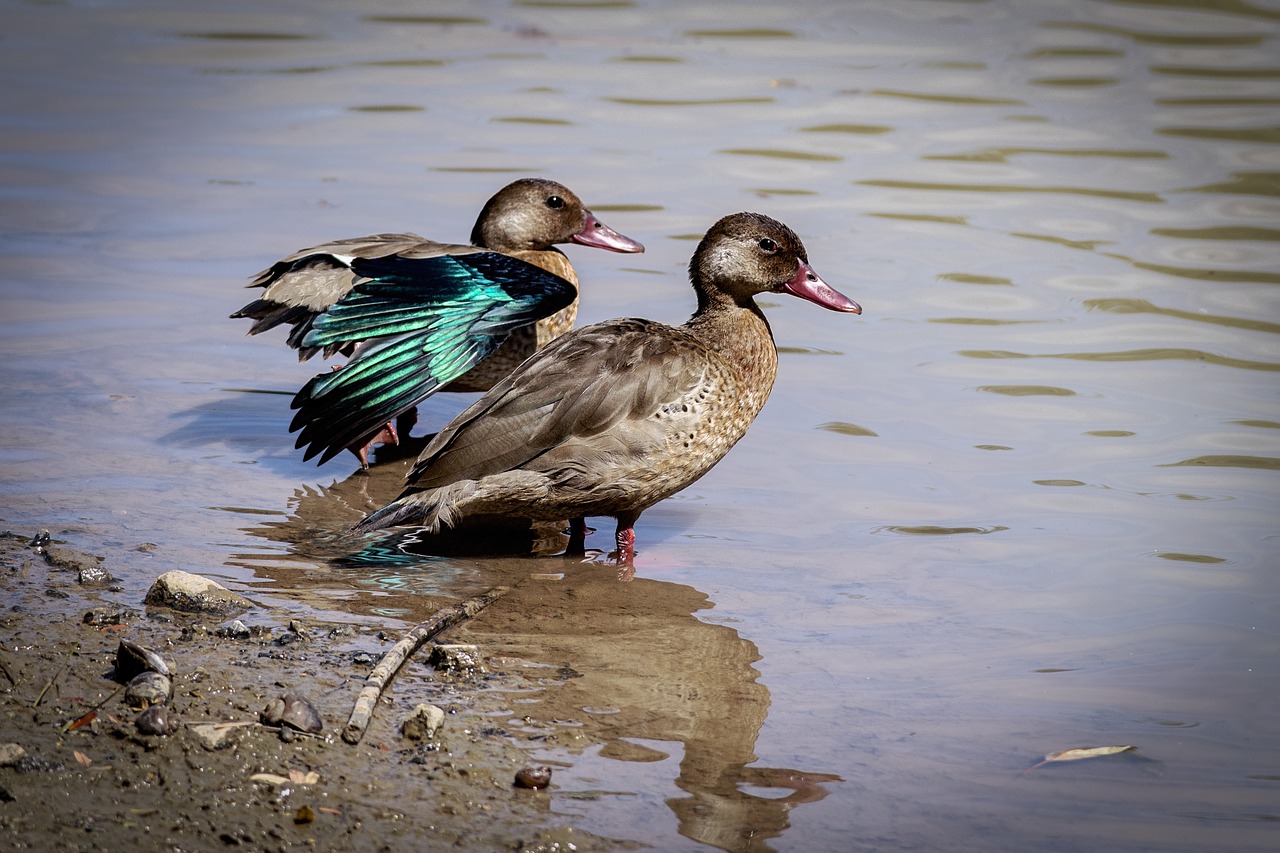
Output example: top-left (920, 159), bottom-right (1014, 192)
top-left (351, 481), bottom-right (478, 535)
top-left (351, 471), bottom-right (551, 535)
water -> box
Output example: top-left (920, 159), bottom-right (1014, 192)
top-left (2, 0), bottom-right (1277, 849)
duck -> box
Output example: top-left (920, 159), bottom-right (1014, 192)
top-left (231, 178), bottom-right (645, 467)
top-left (351, 212), bottom-right (861, 566)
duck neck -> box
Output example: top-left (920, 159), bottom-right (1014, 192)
top-left (506, 247), bottom-right (578, 287)
top-left (687, 290), bottom-right (780, 396)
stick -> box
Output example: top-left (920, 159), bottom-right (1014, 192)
top-left (342, 586), bottom-right (508, 745)
top-left (34, 643), bottom-right (79, 708)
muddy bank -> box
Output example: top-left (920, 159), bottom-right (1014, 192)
top-left (0, 529), bottom-right (626, 852)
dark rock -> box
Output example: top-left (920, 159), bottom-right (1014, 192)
top-left (115, 638), bottom-right (171, 681)
top-left (514, 766), bottom-right (552, 789)
top-left (135, 704), bottom-right (174, 736)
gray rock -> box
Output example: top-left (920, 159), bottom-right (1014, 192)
top-left (144, 570), bottom-right (252, 614)
top-left (261, 693), bottom-right (322, 735)
top-left (125, 672), bottom-right (171, 708)
top-left (0, 743), bottom-right (26, 767)
top-left (428, 643), bottom-right (484, 675)
top-left (190, 724), bottom-right (241, 751)
top-left (215, 619), bottom-right (251, 640)
top-left (401, 704), bottom-right (445, 740)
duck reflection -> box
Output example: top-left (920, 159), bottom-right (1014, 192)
top-left (236, 461), bottom-right (840, 852)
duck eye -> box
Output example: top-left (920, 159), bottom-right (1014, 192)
top-left (757, 238), bottom-right (778, 254)
top-left (546, 195), bottom-right (565, 210)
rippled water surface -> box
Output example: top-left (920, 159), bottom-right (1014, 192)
top-left (2, 0), bottom-right (1278, 850)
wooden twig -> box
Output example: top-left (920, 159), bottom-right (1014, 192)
top-left (342, 585), bottom-right (509, 745)
top-left (34, 643), bottom-right (79, 708)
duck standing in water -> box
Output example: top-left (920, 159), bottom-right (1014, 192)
top-left (231, 178), bottom-right (644, 466)
top-left (352, 212), bottom-right (861, 566)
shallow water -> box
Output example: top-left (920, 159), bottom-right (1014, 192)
top-left (1, 0), bottom-right (1278, 850)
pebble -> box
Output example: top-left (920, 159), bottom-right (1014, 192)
top-left (215, 620), bottom-right (251, 640)
top-left (261, 693), bottom-right (323, 735)
top-left (191, 724), bottom-right (241, 751)
top-left (514, 766), bottom-right (552, 789)
top-left (428, 644), bottom-right (484, 675)
top-left (401, 704), bottom-right (445, 740)
top-left (125, 671), bottom-right (172, 708)
top-left (144, 570), bottom-right (253, 614)
top-left (0, 743), bottom-right (26, 767)
top-left (135, 704), bottom-right (174, 736)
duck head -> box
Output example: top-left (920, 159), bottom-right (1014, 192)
top-left (470, 177), bottom-right (644, 255)
top-left (690, 212), bottom-right (861, 314)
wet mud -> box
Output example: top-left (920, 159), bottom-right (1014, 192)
top-left (0, 530), bottom-right (624, 852)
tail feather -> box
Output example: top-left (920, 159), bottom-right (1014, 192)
top-left (351, 471), bottom-right (551, 535)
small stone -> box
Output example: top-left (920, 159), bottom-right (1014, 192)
top-left (83, 608), bottom-right (130, 627)
top-left (261, 693), bottom-right (322, 735)
top-left (43, 545), bottom-right (103, 574)
top-left (125, 671), bottom-right (171, 709)
top-left (135, 704), bottom-right (174, 736)
top-left (77, 563), bottom-right (114, 585)
top-left (401, 704), bottom-right (445, 741)
top-left (352, 651), bottom-right (374, 666)
top-left (191, 724), bottom-right (241, 751)
top-left (514, 766), bottom-right (552, 789)
top-left (428, 644), bottom-right (484, 675)
top-left (260, 698), bottom-right (285, 727)
top-left (215, 620), bottom-right (251, 640)
top-left (115, 639), bottom-right (171, 681)
top-left (0, 743), bottom-right (26, 767)
top-left (144, 570), bottom-right (253, 614)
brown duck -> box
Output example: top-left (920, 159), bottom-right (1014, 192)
top-left (352, 212), bottom-right (861, 565)
top-left (231, 178), bottom-right (644, 466)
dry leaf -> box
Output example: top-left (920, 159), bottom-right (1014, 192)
top-left (249, 773), bottom-right (291, 785)
top-left (1027, 744), bottom-right (1136, 773)
top-left (288, 769), bottom-right (320, 785)
top-left (1045, 745), bottom-right (1135, 763)
top-left (73, 750), bottom-right (92, 766)
top-left (317, 807), bottom-right (342, 816)
top-left (66, 710), bottom-right (97, 732)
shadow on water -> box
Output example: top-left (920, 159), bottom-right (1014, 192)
top-left (233, 460), bottom-right (842, 852)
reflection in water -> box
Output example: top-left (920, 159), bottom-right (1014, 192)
top-left (236, 463), bottom-right (840, 852)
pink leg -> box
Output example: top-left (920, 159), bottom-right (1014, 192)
top-left (349, 421), bottom-right (399, 470)
top-left (612, 512), bottom-right (639, 579)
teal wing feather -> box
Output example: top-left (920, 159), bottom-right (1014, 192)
top-left (289, 252), bottom-right (577, 464)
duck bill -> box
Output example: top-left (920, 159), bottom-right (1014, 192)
top-left (783, 261), bottom-right (862, 314)
top-left (571, 210), bottom-right (645, 253)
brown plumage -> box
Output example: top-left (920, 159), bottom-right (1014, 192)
top-left (352, 212), bottom-right (861, 566)
top-left (231, 178), bottom-right (644, 466)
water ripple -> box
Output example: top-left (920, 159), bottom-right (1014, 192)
top-left (869, 89), bottom-right (1024, 106)
top-left (1162, 455), bottom-right (1280, 471)
top-left (1085, 298), bottom-right (1280, 335)
top-left (960, 348), bottom-right (1280, 372)
top-left (925, 147), bottom-right (1168, 163)
top-left (1040, 21), bottom-right (1272, 46)
top-left (858, 179), bottom-right (1164, 203)
top-left (876, 525), bottom-right (1009, 536)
